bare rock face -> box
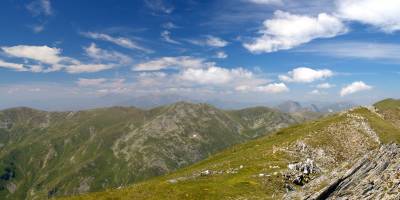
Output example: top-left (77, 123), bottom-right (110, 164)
top-left (308, 144), bottom-right (400, 200)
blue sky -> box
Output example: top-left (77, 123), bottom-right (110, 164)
top-left (0, 0), bottom-right (399, 110)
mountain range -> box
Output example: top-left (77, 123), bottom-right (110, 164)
top-left (1, 99), bottom-right (398, 199)
top-left (59, 99), bottom-right (400, 200)
top-left (0, 102), bottom-right (306, 199)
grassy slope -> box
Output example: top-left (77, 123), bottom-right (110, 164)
top-left (374, 98), bottom-right (400, 110)
top-left (62, 107), bottom-right (400, 200)
top-left (374, 98), bottom-right (400, 129)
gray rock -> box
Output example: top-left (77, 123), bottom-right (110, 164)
top-left (307, 144), bottom-right (400, 200)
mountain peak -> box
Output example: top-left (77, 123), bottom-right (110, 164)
top-left (277, 100), bottom-right (303, 113)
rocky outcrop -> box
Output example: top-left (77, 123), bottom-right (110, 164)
top-left (284, 158), bottom-right (320, 187)
top-left (308, 144), bottom-right (400, 200)
top-left (282, 110), bottom-right (395, 200)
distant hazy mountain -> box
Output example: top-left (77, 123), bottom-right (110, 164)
top-left (0, 102), bottom-right (302, 199)
top-left (277, 101), bottom-right (304, 113)
top-left (318, 102), bottom-right (357, 113)
top-left (308, 104), bottom-right (320, 113)
top-left (276, 100), bottom-right (356, 114)
top-left (116, 94), bottom-right (195, 109)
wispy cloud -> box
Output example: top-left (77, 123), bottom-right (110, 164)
top-left (26, 0), bottom-right (53, 33)
top-left (84, 43), bottom-right (133, 64)
top-left (26, 0), bottom-right (52, 16)
top-left (0, 59), bottom-right (26, 72)
top-left (133, 56), bottom-right (208, 71)
top-left (82, 32), bottom-right (152, 53)
top-left (144, 0), bottom-right (174, 14)
top-left (298, 42), bottom-right (400, 62)
top-left (316, 82), bottom-right (335, 89)
top-left (162, 22), bottom-right (179, 29)
top-left (31, 23), bottom-right (46, 33)
top-left (215, 51), bottom-right (228, 59)
top-left (1, 45), bottom-right (121, 74)
top-left (66, 64), bottom-right (115, 74)
top-left (247, 0), bottom-right (283, 5)
top-left (187, 36), bottom-right (229, 48)
top-left (77, 78), bottom-right (107, 87)
top-left (161, 30), bottom-right (181, 44)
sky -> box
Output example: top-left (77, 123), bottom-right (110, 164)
top-left (0, 0), bottom-right (399, 110)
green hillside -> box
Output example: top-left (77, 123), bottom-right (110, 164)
top-left (0, 102), bottom-right (301, 199)
top-left (374, 98), bottom-right (400, 110)
top-left (374, 98), bottom-right (400, 129)
top-left (61, 106), bottom-right (400, 200)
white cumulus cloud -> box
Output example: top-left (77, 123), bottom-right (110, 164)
top-left (255, 83), bottom-right (289, 93)
top-left (340, 81), bottom-right (372, 96)
top-left (2, 45), bottom-right (63, 64)
top-left (134, 56), bottom-right (272, 94)
top-left (236, 82), bottom-right (289, 94)
top-left (180, 67), bottom-right (253, 85)
top-left (279, 67), bottom-right (333, 83)
top-left (337, 0), bottom-right (400, 33)
top-left (244, 10), bottom-right (347, 53)
top-left (206, 36), bottom-right (229, 47)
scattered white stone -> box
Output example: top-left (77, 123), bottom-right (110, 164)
top-left (167, 179), bottom-right (178, 184)
top-left (288, 163), bottom-right (296, 170)
top-left (201, 170), bottom-right (211, 176)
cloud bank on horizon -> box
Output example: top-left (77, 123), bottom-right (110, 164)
top-left (0, 0), bottom-right (399, 109)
